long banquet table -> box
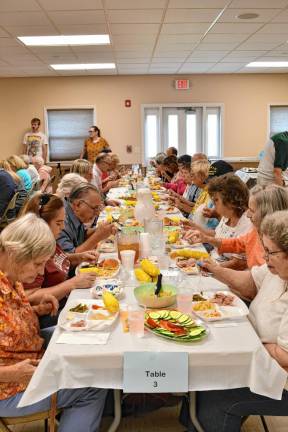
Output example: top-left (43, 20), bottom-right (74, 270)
top-left (19, 186), bottom-right (288, 431)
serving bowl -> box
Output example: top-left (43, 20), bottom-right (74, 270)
top-left (134, 283), bottom-right (177, 308)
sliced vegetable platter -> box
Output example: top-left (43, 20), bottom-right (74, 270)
top-left (145, 309), bottom-right (208, 343)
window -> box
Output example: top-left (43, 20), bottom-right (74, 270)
top-left (142, 104), bottom-right (222, 162)
top-left (46, 108), bottom-right (94, 161)
top-left (270, 106), bottom-right (288, 136)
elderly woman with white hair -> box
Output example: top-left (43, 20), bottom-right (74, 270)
top-left (182, 210), bottom-right (288, 432)
top-left (0, 213), bottom-right (107, 431)
top-left (56, 173), bottom-right (88, 199)
top-left (32, 155), bottom-right (52, 193)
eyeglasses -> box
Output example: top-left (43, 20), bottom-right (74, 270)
top-left (263, 248), bottom-right (284, 260)
top-left (88, 130), bottom-right (94, 133)
top-left (80, 199), bottom-right (103, 213)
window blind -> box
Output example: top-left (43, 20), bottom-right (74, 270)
top-left (270, 106), bottom-right (288, 136)
top-left (47, 108), bottom-right (94, 161)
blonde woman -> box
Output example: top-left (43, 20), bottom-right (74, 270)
top-left (0, 213), bottom-right (107, 430)
top-left (71, 159), bottom-right (93, 182)
top-left (0, 160), bottom-right (28, 217)
top-left (6, 155), bottom-right (32, 191)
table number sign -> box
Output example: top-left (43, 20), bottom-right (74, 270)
top-left (123, 352), bottom-right (188, 393)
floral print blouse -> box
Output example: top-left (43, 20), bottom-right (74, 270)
top-left (0, 271), bottom-right (43, 400)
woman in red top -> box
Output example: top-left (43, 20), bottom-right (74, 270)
top-left (21, 193), bottom-right (99, 326)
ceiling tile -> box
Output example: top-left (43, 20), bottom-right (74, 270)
top-left (255, 55), bottom-right (288, 61)
top-left (6, 25), bottom-right (58, 36)
top-left (0, 12), bottom-right (52, 26)
top-left (149, 65), bottom-right (179, 73)
top-left (169, 0), bottom-right (228, 7)
top-left (38, 0), bottom-right (103, 10)
top-left (223, 50), bottom-right (268, 58)
top-left (209, 23), bottom-right (263, 33)
top-left (152, 56), bottom-right (187, 63)
top-left (165, 9), bottom-right (222, 23)
top-left (118, 63), bottom-right (149, 70)
top-left (158, 34), bottom-right (202, 44)
top-left (153, 50), bottom-right (191, 57)
top-left (190, 49), bottom-right (228, 57)
top-left (115, 50), bottom-right (154, 58)
top-left (56, 24), bottom-right (108, 34)
top-left (113, 34), bottom-right (156, 44)
top-left (179, 62), bottom-right (215, 72)
top-left (161, 23), bottom-right (209, 34)
top-left (257, 24), bottom-right (288, 33)
top-left (203, 33), bottom-right (249, 43)
top-left (108, 10), bottom-right (163, 23)
top-left (0, 46), bottom-right (31, 56)
top-left (219, 9), bottom-right (281, 23)
top-left (110, 23), bottom-right (159, 34)
top-left (271, 43), bottom-right (288, 51)
top-left (116, 57), bottom-right (150, 63)
top-left (113, 44), bottom-right (154, 52)
top-left (28, 46), bottom-right (73, 54)
top-left (236, 41), bottom-right (283, 50)
top-left (0, 38), bottom-right (23, 47)
top-left (156, 43), bottom-right (197, 51)
top-left (69, 45), bottom-right (113, 53)
top-left (229, 0), bottom-right (288, 7)
top-left (106, 0), bottom-right (166, 9)
top-left (247, 34), bottom-right (288, 43)
top-left (0, 59), bottom-right (9, 66)
top-left (272, 9), bottom-right (288, 22)
top-left (221, 56), bottom-right (260, 63)
top-left (0, 29), bottom-right (9, 37)
top-left (197, 42), bottom-right (240, 50)
top-left (47, 11), bottom-right (106, 25)
top-left (209, 62), bottom-right (246, 72)
top-left (188, 53), bottom-right (227, 62)
top-left (5, 55), bottom-right (44, 65)
top-left (0, 0), bottom-right (40, 12)
top-left (37, 55), bottom-right (79, 63)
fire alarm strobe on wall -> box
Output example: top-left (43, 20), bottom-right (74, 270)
top-left (175, 79), bottom-right (190, 90)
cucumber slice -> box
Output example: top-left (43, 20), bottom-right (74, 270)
top-left (149, 312), bottom-right (161, 320)
top-left (178, 314), bottom-right (190, 323)
top-left (161, 310), bottom-right (170, 319)
top-left (169, 311), bottom-right (182, 320)
top-left (189, 328), bottom-right (205, 337)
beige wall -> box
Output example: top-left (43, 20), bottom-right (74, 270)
top-left (0, 73), bottom-right (287, 163)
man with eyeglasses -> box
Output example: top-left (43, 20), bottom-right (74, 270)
top-left (57, 183), bottom-right (117, 253)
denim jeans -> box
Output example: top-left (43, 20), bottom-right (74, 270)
top-left (0, 387), bottom-right (108, 432)
top-left (180, 387), bottom-right (288, 432)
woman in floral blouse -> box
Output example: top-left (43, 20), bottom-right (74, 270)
top-left (0, 213), bottom-right (107, 431)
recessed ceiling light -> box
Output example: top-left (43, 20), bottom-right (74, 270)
top-left (246, 61), bottom-right (288, 67)
top-left (18, 35), bottom-right (110, 46)
top-left (50, 63), bottom-right (116, 70)
top-left (237, 13), bottom-right (259, 20)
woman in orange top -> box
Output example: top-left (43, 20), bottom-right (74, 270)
top-left (185, 185), bottom-right (288, 269)
top-left (0, 213), bottom-right (107, 430)
top-left (80, 126), bottom-right (110, 163)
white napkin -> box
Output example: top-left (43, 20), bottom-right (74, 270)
top-left (56, 332), bottom-right (110, 345)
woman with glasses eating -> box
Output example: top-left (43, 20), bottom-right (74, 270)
top-left (80, 126), bottom-right (110, 163)
top-left (21, 192), bottom-right (99, 328)
top-left (182, 210), bottom-right (288, 432)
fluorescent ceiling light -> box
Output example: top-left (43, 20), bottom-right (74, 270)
top-left (51, 63), bottom-right (116, 70)
top-left (18, 35), bottom-right (110, 46)
top-left (246, 61), bottom-right (288, 68)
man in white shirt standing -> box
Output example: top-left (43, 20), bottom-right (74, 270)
top-left (22, 117), bottom-right (48, 163)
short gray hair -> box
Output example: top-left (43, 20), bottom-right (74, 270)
top-left (0, 213), bottom-right (55, 263)
top-left (250, 184), bottom-right (288, 228)
top-left (261, 210), bottom-right (288, 254)
top-left (56, 173), bottom-right (87, 198)
top-left (69, 183), bottom-right (100, 202)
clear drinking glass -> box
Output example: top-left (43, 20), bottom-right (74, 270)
top-left (128, 304), bottom-right (145, 338)
top-left (177, 285), bottom-right (193, 315)
top-left (117, 232), bottom-right (140, 263)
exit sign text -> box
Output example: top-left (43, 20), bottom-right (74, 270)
top-left (175, 79), bottom-right (190, 90)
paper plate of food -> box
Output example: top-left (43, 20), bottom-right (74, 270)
top-left (191, 291), bottom-right (249, 321)
top-left (76, 258), bottom-right (121, 279)
top-left (145, 309), bottom-right (208, 343)
top-left (163, 216), bottom-right (180, 226)
top-left (60, 298), bottom-right (119, 331)
top-left (176, 257), bottom-right (200, 275)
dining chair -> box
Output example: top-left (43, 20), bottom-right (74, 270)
top-left (0, 192), bottom-right (19, 230)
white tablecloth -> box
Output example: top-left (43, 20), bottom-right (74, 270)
top-left (19, 274), bottom-right (287, 407)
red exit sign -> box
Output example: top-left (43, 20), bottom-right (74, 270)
top-left (175, 79), bottom-right (190, 90)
